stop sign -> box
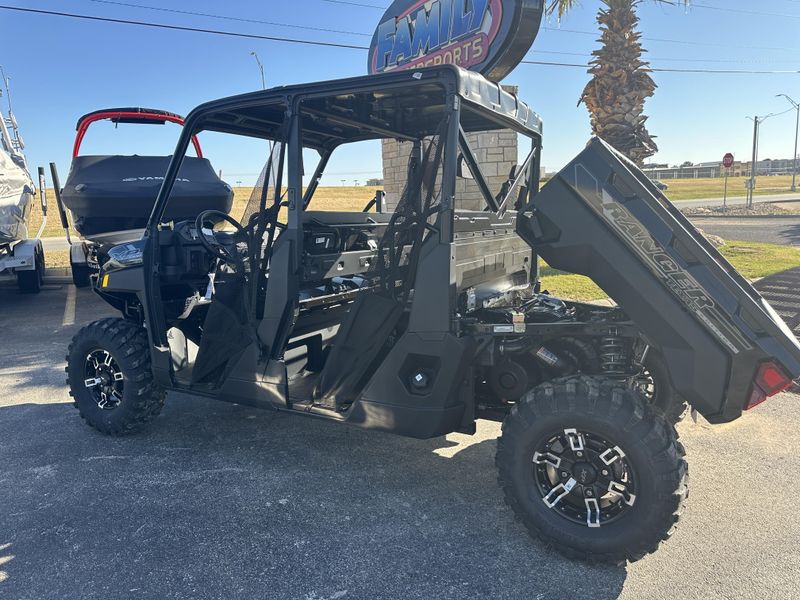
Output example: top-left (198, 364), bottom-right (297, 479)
top-left (723, 153), bottom-right (734, 169)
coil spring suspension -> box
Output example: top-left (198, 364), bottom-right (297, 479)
top-left (599, 327), bottom-right (627, 374)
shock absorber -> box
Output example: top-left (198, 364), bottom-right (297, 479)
top-left (599, 327), bottom-right (627, 374)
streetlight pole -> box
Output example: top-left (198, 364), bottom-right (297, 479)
top-left (777, 94), bottom-right (799, 193)
top-left (747, 116), bottom-right (760, 209)
top-left (250, 51), bottom-right (266, 90)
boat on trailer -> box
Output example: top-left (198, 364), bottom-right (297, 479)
top-left (53, 107), bottom-right (233, 287)
top-left (0, 70), bottom-right (47, 294)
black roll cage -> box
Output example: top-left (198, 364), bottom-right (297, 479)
top-left (142, 66), bottom-right (543, 355)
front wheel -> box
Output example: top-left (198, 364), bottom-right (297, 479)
top-left (66, 318), bottom-right (165, 435)
top-left (496, 376), bottom-right (688, 564)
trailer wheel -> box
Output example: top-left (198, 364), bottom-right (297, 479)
top-left (17, 243), bottom-right (45, 294)
top-left (71, 262), bottom-right (92, 288)
top-left (66, 318), bottom-right (165, 435)
top-left (496, 376), bottom-right (688, 564)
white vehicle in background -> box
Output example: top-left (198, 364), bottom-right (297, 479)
top-left (0, 68), bottom-right (47, 294)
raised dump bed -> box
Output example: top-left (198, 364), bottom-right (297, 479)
top-left (519, 137), bottom-right (800, 423)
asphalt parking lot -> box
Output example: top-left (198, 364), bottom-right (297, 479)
top-left (1, 284), bottom-right (799, 600)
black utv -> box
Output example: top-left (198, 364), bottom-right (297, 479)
top-left (66, 66), bottom-right (800, 563)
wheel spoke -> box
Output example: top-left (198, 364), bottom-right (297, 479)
top-left (113, 371), bottom-right (124, 382)
top-left (607, 480), bottom-right (636, 506)
top-left (543, 478), bottom-right (576, 508)
top-left (599, 445), bottom-right (626, 465)
top-left (84, 377), bottom-right (101, 388)
top-left (564, 428), bottom-right (585, 452)
top-left (103, 351), bottom-right (113, 366)
top-left (585, 498), bottom-right (601, 528)
top-left (532, 451), bottom-right (562, 469)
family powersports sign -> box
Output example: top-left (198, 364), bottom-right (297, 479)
top-left (368, 0), bottom-right (545, 82)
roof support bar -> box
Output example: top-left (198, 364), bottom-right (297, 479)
top-left (458, 126), bottom-right (500, 213)
top-left (302, 148), bottom-right (332, 209)
top-left (302, 107), bottom-right (417, 143)
top-left (496, 147), bottom-right (536, 215)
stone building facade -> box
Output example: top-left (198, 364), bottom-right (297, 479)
top-left (380, 86), bottom-right (520, 212)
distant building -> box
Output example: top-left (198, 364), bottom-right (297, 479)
top-left (366, 178), bottom-right (384, 186)
top-left (642, 156), bottom-right (797, 180)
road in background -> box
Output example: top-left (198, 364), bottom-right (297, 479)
top-left (690, 217), bottom-right (800, 246)
top-left (0, 285), bottom-right (799, 599)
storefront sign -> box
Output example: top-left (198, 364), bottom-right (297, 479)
top-left (368, 0), bottom-right (545, 82)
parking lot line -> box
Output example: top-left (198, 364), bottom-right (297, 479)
top-left (62, 284), bottom-right (76, 327)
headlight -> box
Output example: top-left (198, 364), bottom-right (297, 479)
top-left (106, 241), bottom-right (144, 268)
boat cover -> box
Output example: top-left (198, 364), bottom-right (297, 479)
top-left (0, 146), bottom-right (33, 244)
top-left (61, 155), bottom-right (233, 238)
top-left (519, 137), bottom-right (800, 424)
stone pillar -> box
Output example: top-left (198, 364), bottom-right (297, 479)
top-left (380, 85), bottom-right (519, 212)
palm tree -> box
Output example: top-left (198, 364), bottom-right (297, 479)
top-left (548, 1), bottom-right (688, 165)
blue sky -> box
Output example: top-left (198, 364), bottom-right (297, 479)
top-left (3, 0), bottom-right (800, 185)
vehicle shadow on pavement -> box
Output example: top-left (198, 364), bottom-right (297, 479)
top-left (0, 394), bottom-right (629, 600)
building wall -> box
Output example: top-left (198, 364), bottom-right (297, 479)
top-left (380, 86), bottom-right (519, 212)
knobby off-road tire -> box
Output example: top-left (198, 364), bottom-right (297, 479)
top-left (66, 318), bottom-right (165, 435)
top-left (496, 376), bottom-right (688, 564)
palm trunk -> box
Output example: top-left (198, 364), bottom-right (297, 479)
top-left (579, 0), bottom-right (658, 165)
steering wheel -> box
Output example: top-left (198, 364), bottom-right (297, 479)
top-left (195, 210), bottom-right (247, 264)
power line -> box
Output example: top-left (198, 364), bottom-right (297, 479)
top-left (320, 0), bottom-right (800, 53)
top-left (321, 0), bottom-right (384, 8)
top-left (3, 5), bottom-right (799, 75)
top-left (0, 5), bottom-right (369, 49)
top-left (531, 48), bottom-right (800, 65)
top-left (541, 26), bottom-right (800, 52)
top-left (88, 0), bottom-right (371, 37)
top-left (691, 2), bottom-right (800, 20)
top-left (86, 0), bottom-right (800, 57)
top-left (519, 59), bottom-right (800, 74)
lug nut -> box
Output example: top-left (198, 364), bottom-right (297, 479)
top-left (585, 489), bottom-right (593, 497)
top-left (602, 469), bottom-right (609, 476)
top-left (561, 472), bottom-right (569, 478)
top-left (576, 451), bottom-right (583, 457)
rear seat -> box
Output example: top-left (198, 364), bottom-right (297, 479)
top-left (297, 209), bottom-right (532, 307)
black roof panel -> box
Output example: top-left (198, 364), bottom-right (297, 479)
top-left (186, 66), bottom-right (542, 148)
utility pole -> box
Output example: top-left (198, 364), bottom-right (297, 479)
top-left (250, 51), bottom-right (266, 90)
top-left (777, 94), bottom-right (799, 193)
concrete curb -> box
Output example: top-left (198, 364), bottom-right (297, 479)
top-left (682, 214), bottom-right (800, 220)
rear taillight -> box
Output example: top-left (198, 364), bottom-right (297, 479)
top-left (746, 361), bottom-right (795, 410)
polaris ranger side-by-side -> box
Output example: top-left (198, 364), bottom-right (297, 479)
top-left (66, 67), bottom-right (800, 563)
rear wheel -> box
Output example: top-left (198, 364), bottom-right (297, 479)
top-left (496, 376), bottom-right (687, 564)
top-left (16, 243), bottom-right (44, 294)
top-left (66, 318), bottom-right (165, 435)
top-left (71, 262), bottom-right (92, 288)
top-left (635, 350), bottom-right (688, 425)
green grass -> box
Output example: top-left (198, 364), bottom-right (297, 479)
top-left (539, 241), bottom-right (800, 302)
top-left (657, 176), bottom-right (795, 202)
top-left (719, 241), bottom-right (800, 279)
